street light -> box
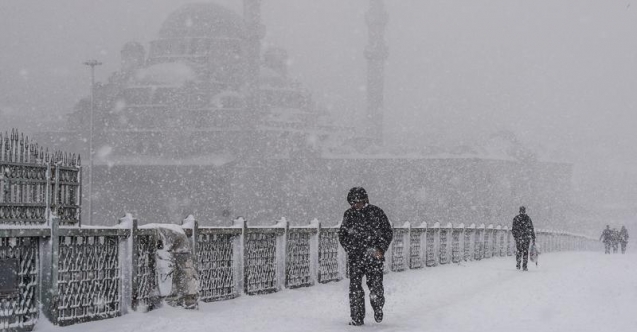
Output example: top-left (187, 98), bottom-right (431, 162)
top-left (83, 59), bottom-right (102, 225)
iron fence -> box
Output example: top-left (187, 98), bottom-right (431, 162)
top-left (0, 130), bottom-right (81, 226)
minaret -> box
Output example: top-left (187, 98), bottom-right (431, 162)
top-left (365, 0), bottom-right (389, 146)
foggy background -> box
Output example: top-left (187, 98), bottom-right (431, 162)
top-left (1, 0), bottom-right (636, 230)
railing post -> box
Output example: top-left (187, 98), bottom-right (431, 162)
top-left (504, 226), bottom-right (511, 256)
top-left (551, 231), bottom-right (557, 252)
top-left (424, 222), bottom-right (431, 266)
top-left (118, 214), bottom-right (136, 314)
top-left (561, 233), bottom-right (566, 251)
top-left (550, 232), bottom-right (555, 252)
top-left (560, 231), bottom-right (568, 251)
top-left (495, 225), bottom-right (503, 256)
top-left (77, 164), bottom-right (83, 227)
top-left (277, 218), bottom-right (289, 291)
top-left (234, 217), bottom-right (246, 295)
top-left (408, 222), bottom-right (419, 269)
top-left (45, 163), bottom-right (52, 224)
top-left (475, 224), bottom-right (485, 260)
top-left (422, 222), bottom-right (432, 267)
top-left (40, 216), bottom-right (59, 325)
top-left (53, 162), bottom-right (60, 222)
top-left (309, 219), bottom-right (320, 285)
top-left (404, 222), bottom-right (411, 270)
top-left (420, 222), bottom-right (427, 267)
top-left (459, 223), bottom-right (465, 262)
top-left (131, 218), bottom-right (140, 311)
top-left (181, 214), bottom-right (198, 306)
top-left (433, 222), bottom-right (440, 265)
top-left (391, 222), bottom-right (409, 271)
top-left (464, 223), bottom-right (474, 261)
top-left (484, 224), bottom-right (493, 258)
top-left (407, 222), bottom-right (413, 268)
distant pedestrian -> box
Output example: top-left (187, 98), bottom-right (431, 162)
top-left (338, 187), bottom-right (393, 326)
top-left (600, 225), bottom-right (612, 254)
top-left (512, 206), bottom-right (536, 271)
top-left (611, 228), bottom-right (620, 253)
top-left (619, 226), bottom-right (629, 254)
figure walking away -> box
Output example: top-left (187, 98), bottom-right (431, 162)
top-left (512, 206), bottom-right (536, 271)
top-left (338, 187), bottom-right (393, 326)
top-left (619, 226), bottom-right (629, 254)
top-left (600, 225), bottom-right (612, 254)
top-left (612, 228), bottom-right (621, 253)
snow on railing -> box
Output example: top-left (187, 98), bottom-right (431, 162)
top-left (0, 215), bottom-right (601, 330)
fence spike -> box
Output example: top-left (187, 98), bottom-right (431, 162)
top-left (9, 130), bottom-right (15, 163)
top-left (3, 133), bottom-right (7, 162)
top-left (32, 144), bottom-right (38, 163)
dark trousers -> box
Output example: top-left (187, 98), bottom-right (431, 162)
top-left (604, 241), bottom-right (611, 254)
top-left (515, 240), bottom-right (530, 269)
top-left (348, 257), bottom-right (384, 323)
top-left (621, 241), bottom-right (627, 254)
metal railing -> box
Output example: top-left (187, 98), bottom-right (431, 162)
top-left (0, 213), bottom-right (600, 331)
top-left (129, 217), bottom-right (599, 314)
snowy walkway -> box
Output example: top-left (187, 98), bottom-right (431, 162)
top-left (41, 252), bottom-right (637, 332)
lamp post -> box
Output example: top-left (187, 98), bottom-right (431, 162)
top-left (83, 59), bottom-right (102, 225)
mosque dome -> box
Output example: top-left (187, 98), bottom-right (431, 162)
top-left (158, 3), bottom-right (245, 40)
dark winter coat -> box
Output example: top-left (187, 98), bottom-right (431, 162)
top-left (512, 213), bottom-right (535, 242)
top-left (338, 204), bottom-right (393, 261)
top-left (600, 228), bottom-right (612, 243)
top-left (619, 228), bottom-right (629, 243)
top-left (611, 230), bottom-right (620, 244)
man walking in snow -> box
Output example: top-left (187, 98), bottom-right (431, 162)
top-left (619, 226), bottom-right (629, 254)
top-left (600, 225), bottom-right (612, 254)
top-left (338, 187), bottom-right (393, 326)
top-left (611, 228), bottom-right (620, 253)
top-left (512, 206), bottom-right (536, 271)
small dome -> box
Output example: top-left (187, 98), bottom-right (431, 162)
top-left (158, 3), bottom-right (245, 39)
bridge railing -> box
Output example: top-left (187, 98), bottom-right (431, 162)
top-left (0, 218), bottom-right (130, 331)
top-left (169, 217), bottom-right (599, 309)
top-left (0, 214), bottom-right (601, 331)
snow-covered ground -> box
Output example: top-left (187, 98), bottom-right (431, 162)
top-left (38, 251), bottom-right (636, 332)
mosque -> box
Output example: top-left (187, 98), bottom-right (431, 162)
top-left (53, 1), bottom-right (571, 228)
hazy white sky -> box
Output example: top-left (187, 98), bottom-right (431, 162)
top-left (0, 0), bottom-right (636, 211)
